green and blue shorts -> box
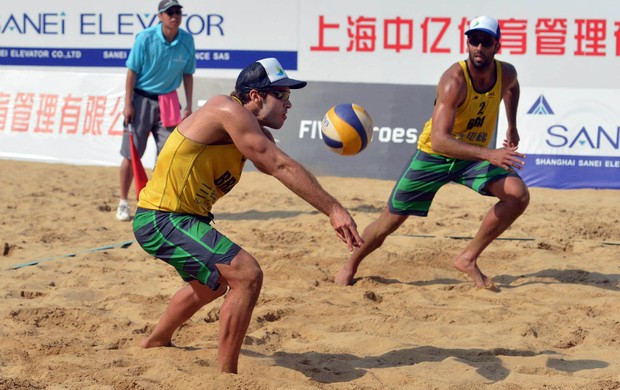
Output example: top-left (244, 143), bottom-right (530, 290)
top-left (388, 149), bottom-right (518, 217)
top-left (133, 208), bottom-right (241, 290)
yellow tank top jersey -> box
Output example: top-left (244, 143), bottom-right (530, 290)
top-left (418, 59), bottom-right (502, 155)
top-left (137, 128), bottom-right (246, 216)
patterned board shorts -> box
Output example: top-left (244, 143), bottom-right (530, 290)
top-left (388, 149), bottom-right (519, 217)
top-left (133, 207), bottom-right (241, 290)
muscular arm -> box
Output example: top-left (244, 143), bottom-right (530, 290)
top-left (182, 96), bottom-right (363, 249)
top-left (501, 62), bottom-right (520, 147)
top-left (430, 63), bottom-right (525, 171)
top-left (430, 64), bottom-right (493, 161)
top-left (234, 115), bottom-right (346, 216)
top-left (242, 120), bottom-right (362, 248)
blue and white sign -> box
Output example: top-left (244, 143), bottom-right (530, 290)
top-left (501, 90), bottom-right (620, 189)
top-left (0, 0), bottom-right (300, 75)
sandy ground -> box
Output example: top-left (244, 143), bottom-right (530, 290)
top-left (1, 159), bottom-right (619, 389)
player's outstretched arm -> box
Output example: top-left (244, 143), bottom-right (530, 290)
top-left (225, 102), bottom-right (363, 250)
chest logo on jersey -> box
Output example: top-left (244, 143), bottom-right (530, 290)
top-left (467, 100), bottom-right (489, 130)
top-left (214, 171), bottom-right (237, 194)
top-left (467, 116), bottom-right (486, 130)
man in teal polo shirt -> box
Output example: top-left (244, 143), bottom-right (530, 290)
top-left (116, 0), bottom-right (196, 221)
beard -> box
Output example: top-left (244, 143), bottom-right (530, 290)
top-left (468, 50), bottom-right (494, 70)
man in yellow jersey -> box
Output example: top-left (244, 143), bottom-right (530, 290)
top-left (133, 57), bottom-right (363, 373)
top-left (335, 16), bottom-right (530, 291)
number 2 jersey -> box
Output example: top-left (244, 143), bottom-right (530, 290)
top-left (417, 59), bottom-right (503, 155)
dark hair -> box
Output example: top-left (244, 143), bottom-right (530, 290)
top-left (235, 62), bottom-right (268, 93)
top-left (230, 89), bottom-right (267, 104)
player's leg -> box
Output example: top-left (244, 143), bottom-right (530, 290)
top-left (141, 281), bottom-right (227, 348)
top-left (336, 150), bottom-right (444, 286)
top-left (335, 208), bottom-right (408, 286)
top-left (453, 174), bottom-right (530, 288)
top-left (214, 249), bottom-right (263, 373)
top-left (133, 209), bottom-right (248, 364)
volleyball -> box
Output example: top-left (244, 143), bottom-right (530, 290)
top-left (320, 103), bottom-right (374, 156)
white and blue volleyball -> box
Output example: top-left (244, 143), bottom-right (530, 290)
top-left (320, 103), bottom-right (374, 156)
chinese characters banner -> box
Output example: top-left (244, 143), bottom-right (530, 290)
top-left (0, 70), bottom-right (156, 168)
top-left (298, 2), bottom-right (620, 89)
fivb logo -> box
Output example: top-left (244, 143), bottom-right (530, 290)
top-left (527, 95), bottom-right (554, 115)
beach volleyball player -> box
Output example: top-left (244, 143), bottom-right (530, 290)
top-left (132, 58), bottom-right (363, 373)
top-left (335, 16), bottom-right (530, 290)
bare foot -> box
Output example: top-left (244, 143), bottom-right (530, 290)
top-left (476, 279), bottom-right (499, 292)
top-left (334, 267), bottom-right (355, 286)
top-left (453, 255), bottom-right (498, 291)
top-left (140, 336), bottom-right (174, 349)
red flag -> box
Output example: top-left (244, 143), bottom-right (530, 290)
top-left (128, 127), bottom-right (148, 200)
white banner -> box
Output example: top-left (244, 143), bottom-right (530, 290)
top-left (0, 70), bottom-right (156, 167)
top-left (298, 1), bottom-right (620, 89)
top-left (1, 0), bottom-right (619, 188)
top-left (2, 1), bottom-right (619, 87)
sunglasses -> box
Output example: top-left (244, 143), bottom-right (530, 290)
top-left (263, 89), bottom-right (291, 101)
top-left (164, 8), bottom-right (183, 16)
top-left (468, 36), bottom-right (495, 48)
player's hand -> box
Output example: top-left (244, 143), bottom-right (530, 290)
top-left (505, 127), bottom-right (520, 147)
top-left (329, 208), bottom-right (364, 251)
top-left (489, 146), bottom-right (525, 172)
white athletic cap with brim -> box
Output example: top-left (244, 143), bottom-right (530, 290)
top-left (465, 16), bottom-right (501, 39)
top-left (235, 57), bottom-right (307, 92)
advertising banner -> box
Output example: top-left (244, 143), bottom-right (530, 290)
top-left (0, 0), bottom-right (300, 75)
top-left (0, 1), bottom-right (618, 188)
top-left (501, 89), bottom-right (620, 189)
top-left (0, 70), bottom-right (150, 166)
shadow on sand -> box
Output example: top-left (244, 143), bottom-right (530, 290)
top-left (244, 346), bottom-right (607, 384)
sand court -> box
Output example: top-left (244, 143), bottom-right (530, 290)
top-left (1, 159), bottom-right (619, 389)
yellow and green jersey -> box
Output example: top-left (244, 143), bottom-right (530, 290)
top-left (418, 59), bottom-right (503, 155)
top-left (138, 128), bottom-right (246, 216)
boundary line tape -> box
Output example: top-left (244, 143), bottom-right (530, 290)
top-left (5, 240), bottom-right (134, 270)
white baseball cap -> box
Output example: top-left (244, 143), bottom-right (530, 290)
top-left (235, 57), bottom-right (307, 92)
top-left (465, 16), bottom-right (501, 39)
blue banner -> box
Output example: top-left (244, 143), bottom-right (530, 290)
top-left (0, 47), bottom-right (298, 69)
top-left (522, 154), bottom-right (620, 189)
